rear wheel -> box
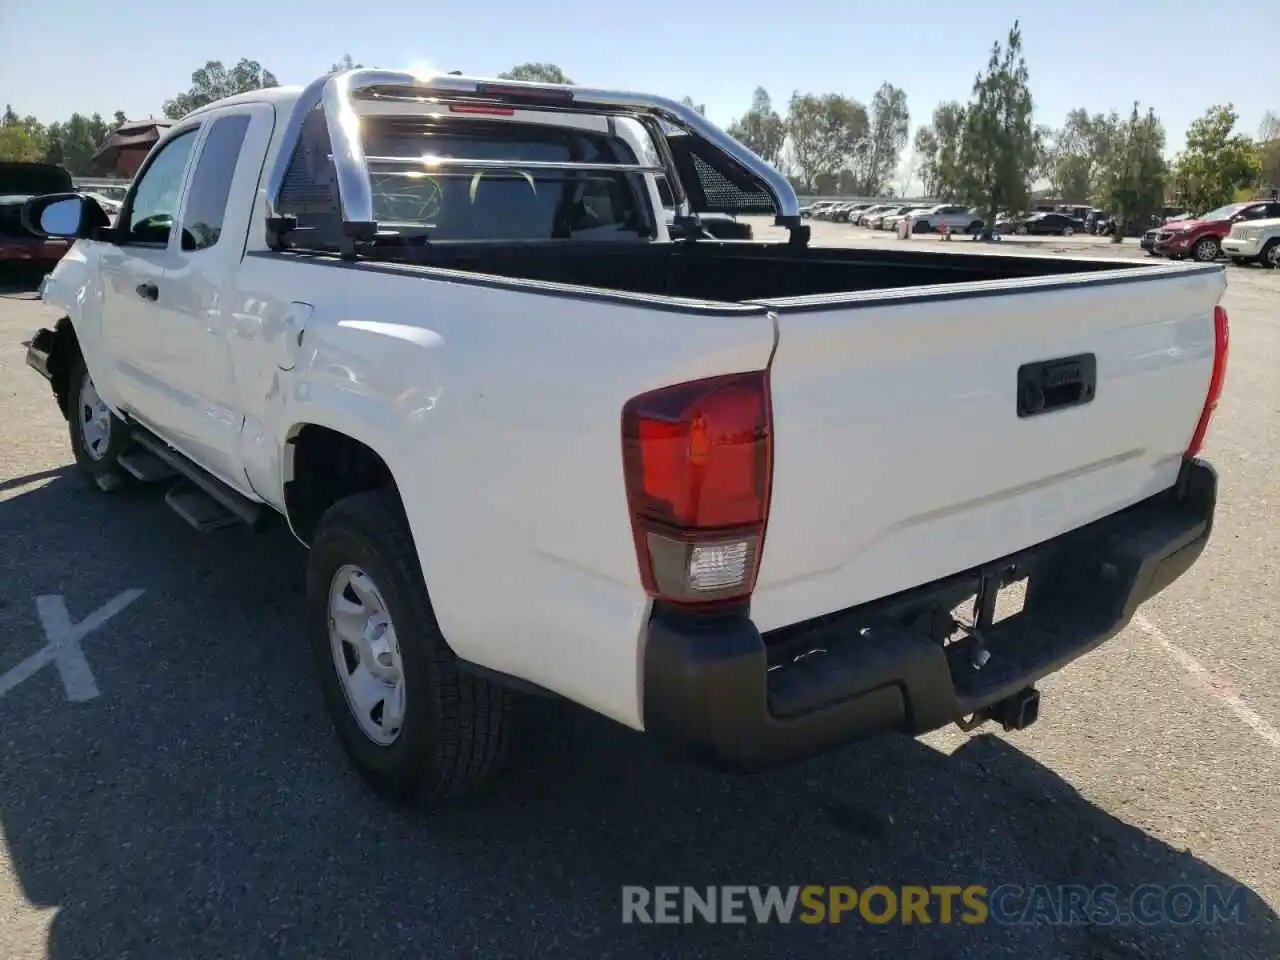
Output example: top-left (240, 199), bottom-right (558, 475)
top-left (66, 355), bottom-right (130, 492)
top-left (912, 220), bottom-right (932, 234)
top-left (1062, 226), bottom-right (1075, 237)
top-left (1192, 236), bottom-right (1220, 262)
top-left (1261, 239), bottom-right (1280, 269)
top-left (306, 488), bottom-right (513, 806)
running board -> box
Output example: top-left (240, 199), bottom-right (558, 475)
top-left (117, 447), bottom-right (178, 483)
top-left (164, 483), bottom-right (240, 532)
top-left (129, 428), bottom-right (270, 532)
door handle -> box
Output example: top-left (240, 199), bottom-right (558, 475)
top-left (135, 282), bottom-right (159, 302)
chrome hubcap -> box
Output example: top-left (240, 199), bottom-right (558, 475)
top-left (1267, 246), bottom-right (1280, 266)
top-left (79, 372), bottom-right (111, 460)
top-left (1196, 240), bottom-right (1216, 261)
top-left (328, 565), bottom-right (405, 746)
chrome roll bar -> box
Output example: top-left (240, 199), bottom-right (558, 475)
top-left (264, 68), bottom-right (801, 243)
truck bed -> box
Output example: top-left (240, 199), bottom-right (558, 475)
top-left (363, 239), bottom-right (1149, 304)
top-left (318, 241), bottom-right (1222, 635)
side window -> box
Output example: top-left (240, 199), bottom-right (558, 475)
top-left (1242, 205), bottom-right (1269, 221)
top-left (1267, 203), bottom-right (1280, 219)
top-left (181, 114), bottom-right (251, 251)
top-left (655, 175), bottom-right (676, 208)
top-left (123, 128), bottom-right (198, 245)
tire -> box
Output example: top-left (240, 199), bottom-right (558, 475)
top-left (1062, 226), bottom-right (1074, 237)
top-left (1261, 239), bottom-right (1280, 269)
top-left (66, 353), bottom-right (130, 492)
top-left (306, 488), bottom-right (513, 807)
top-left (1015, 225), bottom-right (1028, 235)
top-left (1192, 237), bottom-right (1220, 262)
top-left (912, 220), bottom-right (931, 234)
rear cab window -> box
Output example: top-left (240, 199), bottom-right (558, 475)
top-left (279, 113), bottom-right (654, 247)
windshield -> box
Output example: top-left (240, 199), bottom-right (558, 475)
top-left (1197, 204), bottom-right (1245, 222)
top-left (358, 118), bottom-right (648, 242)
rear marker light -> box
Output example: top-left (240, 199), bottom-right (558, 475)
top-left (448, 104), bottom-right (516, 116)
top-left (1185, 305), bottom-right (1229, 459)
top-left (622, 371), bottom-right (773, 608)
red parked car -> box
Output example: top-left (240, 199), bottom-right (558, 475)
top-left (1145, 199), bottom-right (1280, 262)
top-left (0, 161), bottom-right (75, 272)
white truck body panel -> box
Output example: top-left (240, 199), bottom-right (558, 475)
top-left (35, 76), bottom-right (1226, 739)
top-left (751, 268), bottom-right (1224, 630)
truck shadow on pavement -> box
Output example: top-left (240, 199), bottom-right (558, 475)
top-left (1, 472), bottom-right (1277, 960)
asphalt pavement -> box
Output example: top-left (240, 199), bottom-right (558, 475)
top-left (1, 250), bottom-right (1278, 960)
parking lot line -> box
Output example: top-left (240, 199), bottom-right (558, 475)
top-left (0, 589), bottom-right (144, 705)
top-left (1134, 611), bottom-right (1280, 751)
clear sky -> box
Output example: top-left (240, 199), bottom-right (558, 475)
top-left (2, 0), bottom-right (1275, 165)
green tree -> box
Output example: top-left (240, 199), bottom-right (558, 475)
top-left (1046, 108), bottom-right (1121, 202)
top-left (498, 63), bottom-right (573, 84)
top-left (911, 125), bottom-right (939, 195)
top-left (0, 105), bottom-right (47, 162)
top-left (860, 82), bottom-right (909, 195)
top-left (957, 21), bottom-right (1038, 220)
top-left (1172, 104), bottom-right (1262, 213)
top-left (726, 87), bottom-right (786, 168)
top-left (1102, 102), bottom-right (1168, 230)
top-left (913, 101), bottom-right (966, 200)
top-left (163, 59), bottom-right (280, 119)
top-left (786, 92), bottom-right (869, 193)
top-left (679, 96), bottom-right (706, 116)
top-left (1259, 111), bottom-right (1280, 188)
top-left (42, 112), bottom-right (123, 174)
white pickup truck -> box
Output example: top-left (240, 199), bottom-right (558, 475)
top-left (22, 69), bottom-right (1228, 808)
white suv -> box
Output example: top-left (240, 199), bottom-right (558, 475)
top-left (908, 204), bottom-right (985, 235)
top-left (1222, 217), bottom-right (1280, 268)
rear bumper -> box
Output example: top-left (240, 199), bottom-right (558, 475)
top-left (642, 459), bottom-right (1217, 771)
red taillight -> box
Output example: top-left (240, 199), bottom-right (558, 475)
top-left (1185, 305), bottom-right (1230, 459)
top-left (621, 371), bottom-right (773, 607)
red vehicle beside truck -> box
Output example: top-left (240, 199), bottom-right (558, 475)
top-left (1142, 199), bottom-right (1280, 262)
top-left (0, 161), bottom-right (76, 274)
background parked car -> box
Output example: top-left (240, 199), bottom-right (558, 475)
top-left (998, 211), bottom-right (1085, 236)
top-left (831, 202), bottom-right (871, 223)
top-left (1144, 200), bottom-right (1280, 262)
top-left (854, 203), bottom-right (896, 226)
top-left (905, 203), bottom-right (985, 234)
top-left (0, 162), bottom-right (75, 276)
top-left (872, 204), bottom-right (920, 230)
top-left (801, 200), bottom-right (836, 219)
top-left (880, 205), bottom-right (932, 232)
top-left (1222, 216), bottom-right (1280, 268)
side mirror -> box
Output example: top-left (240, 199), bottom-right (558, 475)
top-left (21, 193), bottom-right (110, 239)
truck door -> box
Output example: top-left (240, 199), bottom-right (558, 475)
top-left (153, 103), bottom-right (276, 488)
top-left (97, 126), bottom-right (200, 425)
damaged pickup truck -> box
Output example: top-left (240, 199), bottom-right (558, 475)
top-left (23, 68), bottom-right (1227, 808)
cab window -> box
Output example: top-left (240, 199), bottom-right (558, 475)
top-left (122, 128), bottom-right (198, 245)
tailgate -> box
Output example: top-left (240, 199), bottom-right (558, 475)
top-left (750, 265), bottom-right (1226, 632)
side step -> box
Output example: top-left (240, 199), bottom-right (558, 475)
top-left (129, 427), bottom-right (270, 533)
top-left (117, 448), bottom-right (178, 483)
top-left (164, 483), bottom-right (240, 532)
